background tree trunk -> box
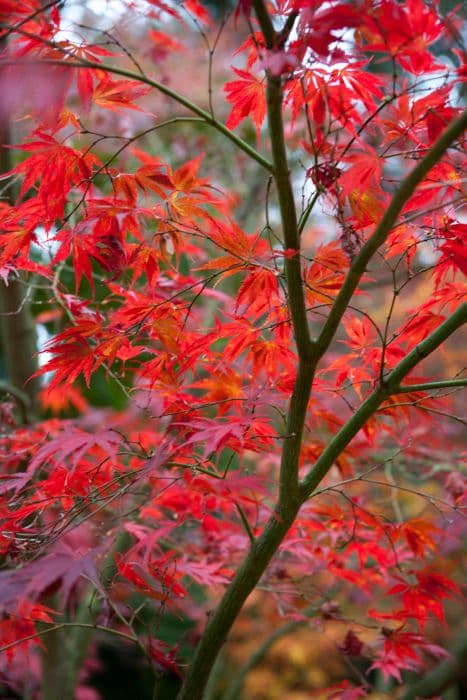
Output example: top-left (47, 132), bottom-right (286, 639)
top-left (0, 121), bottom-right (40, 418)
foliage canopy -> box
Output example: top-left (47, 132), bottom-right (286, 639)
top-left (0, 1), bottom-right (466, 699)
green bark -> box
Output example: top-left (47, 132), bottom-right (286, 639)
top-left (1, 20), bottom-right (67, 700)
top-left (0, 121), bottom-right (40, 418)
top-left (176, 5), bottom-right (467, 697)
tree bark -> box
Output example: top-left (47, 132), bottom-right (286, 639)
top-left (0, 118), bottom-right (40, 418)
top-left (0, 23), bottom-right (68, 700)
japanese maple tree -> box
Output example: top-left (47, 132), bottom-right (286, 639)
top-left (0, 1), bottom-right (466, 699)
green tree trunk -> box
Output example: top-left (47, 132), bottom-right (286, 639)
top-left (0, 33), bottom-right (71, 700)
top-left (0, 122), bottom-right (40, 418)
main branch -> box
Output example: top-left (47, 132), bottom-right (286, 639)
top-left (177, 4), bottom-right (315, 697)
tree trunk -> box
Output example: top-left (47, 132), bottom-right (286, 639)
top-left (0, 121), bottom-right (40, 418)
top-left (0, 31), bottom-right (71, 700)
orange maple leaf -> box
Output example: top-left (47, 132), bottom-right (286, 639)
top-left (224, 68), bottom-right (266, 141)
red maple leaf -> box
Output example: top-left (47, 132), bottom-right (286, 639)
top-left (224, 68), bottom-right (266, 141)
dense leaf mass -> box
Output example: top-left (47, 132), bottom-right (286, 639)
top-left (0, 1), bottom-right (465, 699)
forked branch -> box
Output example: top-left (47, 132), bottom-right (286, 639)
top-left (177, 5), bottom-right (466, 695)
